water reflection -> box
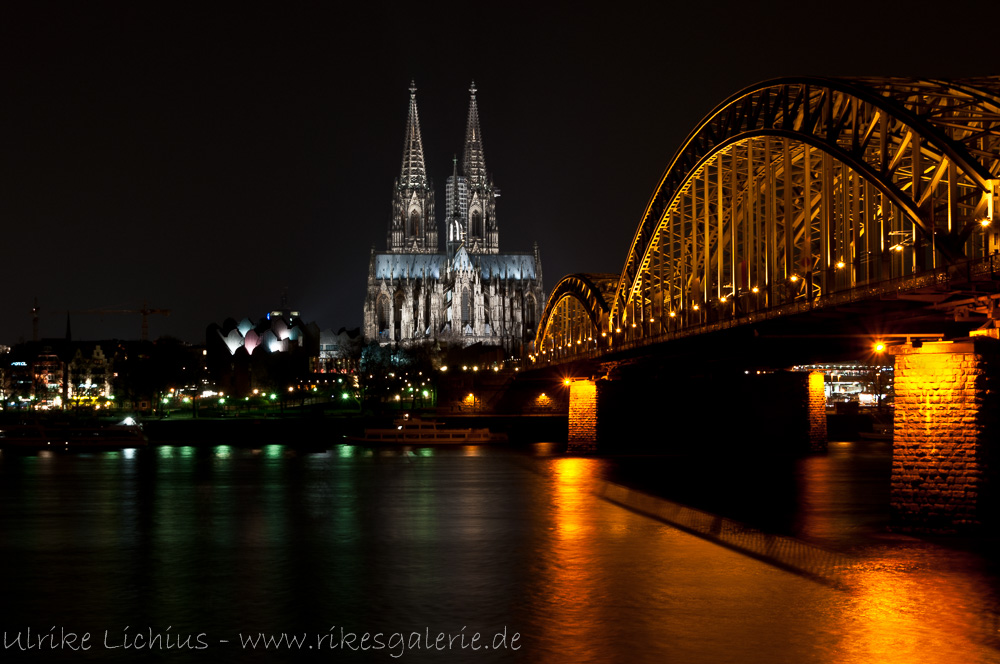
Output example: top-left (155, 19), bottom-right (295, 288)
top-left (0, 442), bottom-right (996, 662)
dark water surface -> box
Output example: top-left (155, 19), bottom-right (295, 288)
top-left (1, 441), bottom-right (998, 663)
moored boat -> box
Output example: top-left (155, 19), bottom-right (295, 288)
top-left (347, 416), bottom-right (504, 445)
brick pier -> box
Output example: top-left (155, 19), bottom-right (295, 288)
top-left (567, 379), bottom-right (598, 453)
top-left (891, 338), bottom-right (999, 533)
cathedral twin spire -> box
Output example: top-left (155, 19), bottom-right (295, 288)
top-left (462, 82), bottom-right (487, 188)
top-left (400, 82), bottom-right (428, 188)
top-left (388, 81), bottom-right (498, 255)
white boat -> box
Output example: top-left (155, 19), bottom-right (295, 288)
top-left (348, 416), bottom-right (502, 445)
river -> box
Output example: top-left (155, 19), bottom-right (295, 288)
top-left (0, 440), bottom-right (998, 662)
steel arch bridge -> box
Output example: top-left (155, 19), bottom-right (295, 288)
top-left (536, 76), bottom-right (1000, 359)
top-left (535, 273), bottom-right (619, 353)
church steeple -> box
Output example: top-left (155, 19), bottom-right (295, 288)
top-left (461, 81), bottom-right (499, 255)
top-left (389, 81), bottom-right (437, 254)
top-left (462, 81), bottom-right (487, 188)
top-left (401, 81), bottom-right (428, 188)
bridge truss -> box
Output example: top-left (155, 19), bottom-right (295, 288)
top-left (537, 77), bottom-right (1000, 358)
top-left (536, 273), bottom-right (618, 353)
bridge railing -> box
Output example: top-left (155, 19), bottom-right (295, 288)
top-left (533, 253), bottom-right (1000, 365)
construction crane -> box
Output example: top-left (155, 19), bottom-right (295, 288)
top-left (66, 302), bottom-right (171, 341)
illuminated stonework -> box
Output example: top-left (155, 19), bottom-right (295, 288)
top-left (807, 371), bottom-right (827, 452)
top-left (567, 379), bottom-right (598, 453)
top-left (891, 339), bottom-right (999, 533)
top-left (363, 83), bottom-right (544, 353)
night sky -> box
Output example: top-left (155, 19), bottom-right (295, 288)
top-left (2, 2), bottom-right (992, 345)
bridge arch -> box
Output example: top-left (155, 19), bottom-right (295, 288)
top-left (535, 273), bottom-right (618, 358)
top-left (609, 76), bottom-right (1000, 339)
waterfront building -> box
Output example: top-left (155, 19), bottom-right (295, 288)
top-left (363, 82), bottom-right (545, 354)
top-left (66, 343), bottom-right (114, 403)
top-left (318, 327), bottom-right (362, 373)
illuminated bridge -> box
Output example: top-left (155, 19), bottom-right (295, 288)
top-left (537, 77), bottom-right (1000, 360)
top-left (531, 77), bottom-right (1000, 535)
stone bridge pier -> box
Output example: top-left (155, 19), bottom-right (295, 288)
top-left (890, 338), bottom-right (1000, 533)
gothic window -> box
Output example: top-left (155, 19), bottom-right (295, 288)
top-left (482, 292), bottom-right (490, 325)
top-left (424, 291), bottom-right (432, 333)
top-left (409, 209), bottom-right (421, 237)
top-left (462, 287), bottom-right (472, 327)
top-left (377, 295), bottom-right (390, 333)
top-left (412, 284), bottom-right (421, 335)
top-left (471, 210), bottom-right (482, 238)
top-left (394, 292), bottom-right (405, 338)
top-left (525, 294), bottom-right (536, 329)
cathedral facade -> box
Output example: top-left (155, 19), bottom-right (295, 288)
top-left (363, 83), bottom-right (544, 353)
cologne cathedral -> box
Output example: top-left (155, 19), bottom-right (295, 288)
top-left (363, 82), bottom-right (545, 353)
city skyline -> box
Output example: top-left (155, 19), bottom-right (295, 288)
top-left (2, 2), bottom-right (991, 344)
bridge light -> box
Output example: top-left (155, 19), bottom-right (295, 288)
top-left (891, 244), bottom-right (904, 252)
top-left (616, 328), bottom-right (622, 333)
top-left (719, 297), bottom-right (726, 303)
top-left (789, 274), bottom-right (799, 282)
top-left (649, 318), bottom-right (655, 322)
top-left (601, 331), bottom-right (607, 337)
top-left (693, 304), bottom-right (700, 311)
top-left (751, 287), bottom-right (760, 294)
top-left (981, 218), bottom-right (992, 227)
top-left (669, 311), bottom-right (676, 318)
top-left (631, 323), bottom-right (637, 328)
top-left (874, 342), bottom-right (886, 353)
top-left (835, 260), bottom-right (846, 269)
top-left (563, 379), bottom-right (571, 386)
